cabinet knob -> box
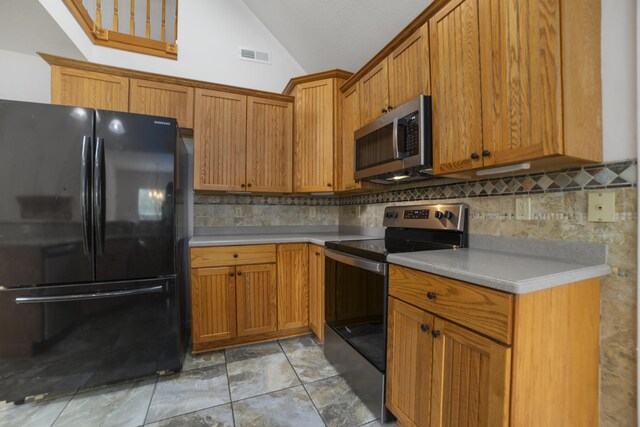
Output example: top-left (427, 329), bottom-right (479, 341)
top-left (470, 152), bottom-right (480, 160)
top-left (241, 183), bottom-right (246, 188)
top-left (387, 104), bottom-right (394, 111)
top-left (247, 183), bottom-right (252, 188)
top-left (381, 108), bottom-right (388, 114)
top-left (237, 271), bottom-right (242, 276)
top-left (233, 253), bottom-right (239, 258)
top-left (315, 252), bottom-right (320, 256)
top-left (482, 149), bottom-right (491, 157)
top-left (420, 324), bottom-right (429, 332)
top-left (427, 292), bottom-right (437, 300)
top-left (327, 183), bottom-right (332, 187)
top-left (432, 330), bottom-right (441, 338)
top-left (229, 272), bottom-right (235, 277)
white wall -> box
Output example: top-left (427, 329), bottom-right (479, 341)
top-left (40, 0), bottom-right (305, 93)
top-left (0, 49), bottom-right (51, 104)
top-left (602, 0), bottom-right (638, 162)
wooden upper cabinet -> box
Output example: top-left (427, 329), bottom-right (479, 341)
top-left (236, 263), bottom-right (277, 337)
top-left (308, 244), bottom-right (325, 341)
top-left (194, 89), bottom-right (247, 191)
top-left (277, 243), bottom-right (309, 330)
top-left (191, 266), bottom-right (236, 344)
top-left (129, 79), bottom-right (194, 128)
top-left (51, 66), bottom-right (129, 112)
top-left (294, 80), bottom-right (335, 192)
top-left (430, 317), bottom-right (511, 427)
top-left (388, 23), bottom-right (430, 108)
top-left (386, 297), bottom-right (434, 427)
top-left (246, 97), bottom-right (293, 193)
top-left (359, 61), bottom-right (389, 126)
top-left (429, 0), bottom-right (485, 174)
top-left (482, 0), bottom-right (561, 166)
top-left (339, 85), bottom-right (361, 192)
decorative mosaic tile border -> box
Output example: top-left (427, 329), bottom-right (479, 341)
top-left (339, 160), bottom-right (637, 206)
top-left (194, 160), bottom-right (636, 207)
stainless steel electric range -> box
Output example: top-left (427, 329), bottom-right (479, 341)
top-left (323, 203), bottom-right (469, 422)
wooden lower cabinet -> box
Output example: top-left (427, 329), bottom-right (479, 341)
top-left (191, 266), bottom-right (236, 344)
top-left (277, 244), bottom-right (309, 330)
top-left (191, 244), bottom-right (312, 352)
top-left (387, 265), bottom-right (601, 427)
top-left (430, 318), bottom-right (510, 427)
top-left (236, 264), bottom-right (277, 337)
top-left (386, 298), bottom-right (434, 427)
top-left (308, 244), bottom-right (325, 341)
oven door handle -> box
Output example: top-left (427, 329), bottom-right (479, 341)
top-left (324, 249), bottom-right (387, 275)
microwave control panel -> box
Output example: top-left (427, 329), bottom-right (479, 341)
top-left (403, 114), bottom-right (420, 156)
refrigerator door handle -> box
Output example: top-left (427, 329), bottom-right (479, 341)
top-left (94, 137), bottom-right (105, 255)
top-left (14, 285), bottom-right (165, 304)
top-left (81, 136), bottom-right (92, 256)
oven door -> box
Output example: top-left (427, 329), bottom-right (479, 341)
top-left (324, 249), bottom-right (388, 372)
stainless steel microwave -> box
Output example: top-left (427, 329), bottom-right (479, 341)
top-left (354, 95), bottom-right (432, 182)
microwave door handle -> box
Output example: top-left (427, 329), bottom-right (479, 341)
top-left (392, 116), bottom-right (402, 160)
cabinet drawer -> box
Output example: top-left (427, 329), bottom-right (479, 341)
top-left (389, 265), bottom-right (513, 344)
top-left (191, 245), bottom-right (277, 268)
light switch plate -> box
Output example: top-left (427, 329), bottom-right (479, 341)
top-left (588, 192), bottom-right (615, 222)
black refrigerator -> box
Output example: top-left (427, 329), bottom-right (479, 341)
top-left (0, 100), bottom-right (188, 403)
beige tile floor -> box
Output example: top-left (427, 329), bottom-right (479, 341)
top-left (0, 335), bottom-right (398, 427)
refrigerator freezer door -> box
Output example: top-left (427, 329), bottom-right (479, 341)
top-left (94, 110), bottom-right (176, 281)
top-left (0, 100), bottom-right (94, 288)
top-left (0, 277), bottom-right (180, 402)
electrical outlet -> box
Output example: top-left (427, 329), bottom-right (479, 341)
top-left (515, 197), bottom-right (531, 220)
top-left (588, 192), bottom-right (615, 222)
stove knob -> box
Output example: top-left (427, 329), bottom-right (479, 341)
top-left (444, 211), bottom-right (454, 220)
top-left (392, 212), bottom-right (399, 219)
top-left (435, 211), bottom-right (444, 219)
top-left (385, 212), bottom-right (393, 219)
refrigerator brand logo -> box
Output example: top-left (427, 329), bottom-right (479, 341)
top-left (154, 120), bottom-right (171, 126)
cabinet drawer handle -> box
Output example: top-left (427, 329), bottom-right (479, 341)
top-left (233, 254), bottom-right (239, 258)
top-left (470, 152), bottom-right (480, 160)
top-left (420, 324), bottom-right (429, 332)
top-left (237, 271), bottom-right (242, 276)
top-left (229, 272), bottom-right (235, 277)
top-left (432, 330), bottom-right (441, 338)
top-left (427, 292), bottom-right (436, 300)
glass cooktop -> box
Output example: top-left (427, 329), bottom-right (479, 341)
top-left (325, 238), bottom-right (457, 262)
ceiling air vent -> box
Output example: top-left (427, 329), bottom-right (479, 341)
top-left (239, 48), bottom-right (270, 64)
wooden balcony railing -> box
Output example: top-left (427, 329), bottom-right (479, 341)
top-left (64, 0), bottom-right (178, 59)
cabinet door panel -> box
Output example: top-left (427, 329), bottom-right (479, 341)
top-left (129, 79), bottom-right (194, 128)
top-left (191, 267), bottom-right (236, 343)
top-left (246, 97), bottom-right (293, 193)
top-left (339, 85), bottom-right (361, 191)
top-left (430, 318), bottom-right (511, 427)
top-left (52, 66), bottom-right (129, 112)
top-left (386, 297), bottom-right (434, 427)
top-left (236, 264), bottom-right (277, 337)
top-left (194, 89), bottom-right (246, 191)
top-left (359, 61), bottom-right (389, 126)
top-left (277, 244), bottom-right (309, 330)
top-left (483, 0), bottom-right (562, 166)
top-left (308, 245), bottom-right (325, 341)
top-left (388, 24), bottom-right (430, 107)
top-left (294, 80), bottom-right (335, 192)
top-left (429, 0), bottom-right (484, 174)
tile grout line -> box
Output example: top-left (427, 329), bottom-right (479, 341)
top-left (142, 375), bottom-right (159, 425)
top-left (223, 349), bottom-right (237, 427)
top-left (277, 339), bottom-right (328, 427)
top-left (48, 386), bottom-right (80, 427)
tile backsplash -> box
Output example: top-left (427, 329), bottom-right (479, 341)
top-left (194, 159), bottom-right (638, 426)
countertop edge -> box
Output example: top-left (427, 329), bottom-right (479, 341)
top-left (387, 256), bottom-right (612, 294)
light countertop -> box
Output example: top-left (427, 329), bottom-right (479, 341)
top-left (189, 233), bottom-right (373, 247)
top-left (388, 248), bottom-right (611, 294)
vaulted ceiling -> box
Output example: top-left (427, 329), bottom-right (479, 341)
top-left (240, 0), bottom-right (433, 74)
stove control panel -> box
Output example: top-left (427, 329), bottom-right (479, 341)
top-left (383, 203), bottom-right (468, 231)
